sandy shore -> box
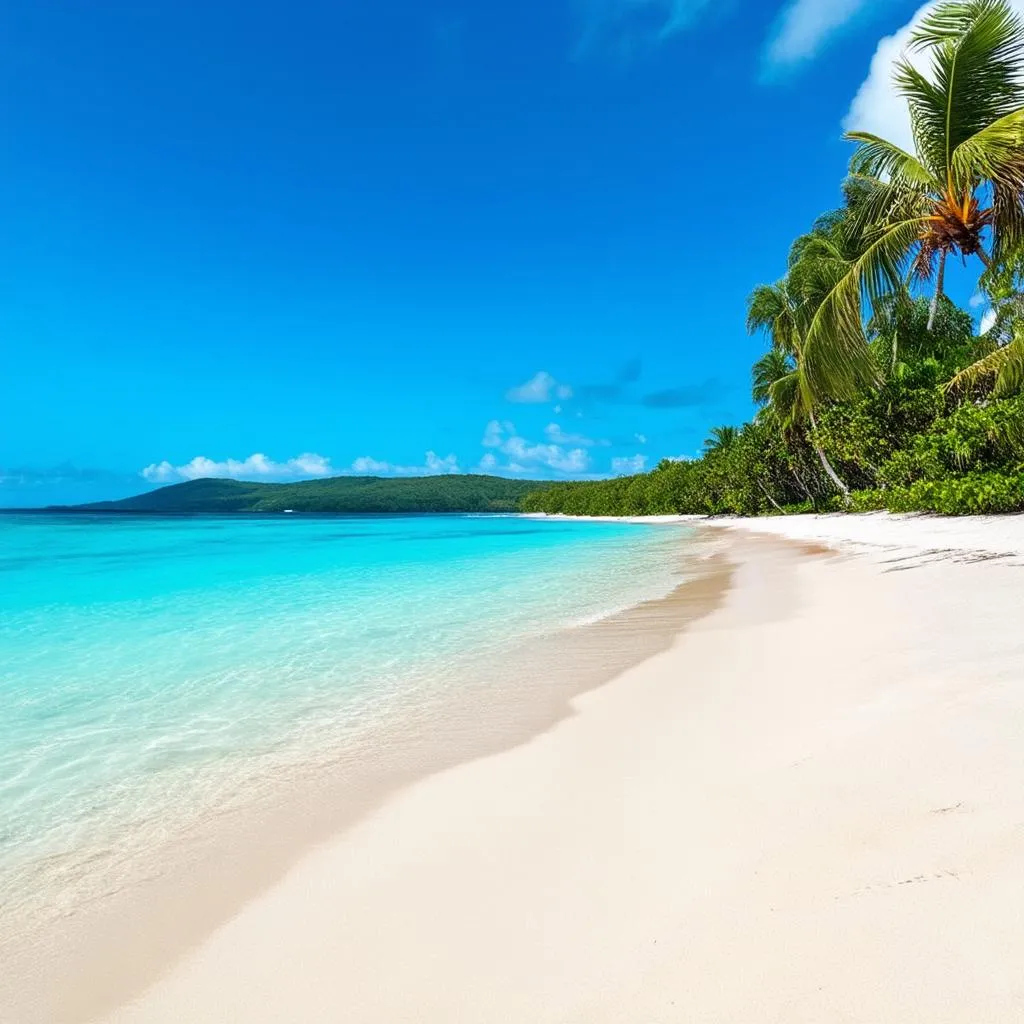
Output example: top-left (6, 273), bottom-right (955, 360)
top-left (96, 517), bottom-right (1024, 1024)
top-left (711, 510), bottom-right (1024, 561)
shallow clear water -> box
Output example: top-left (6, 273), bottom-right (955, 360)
top-left (0, 512), bottom-right (687, 918)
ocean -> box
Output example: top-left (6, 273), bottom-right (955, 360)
top-left (0, 512), bottom-right (689, 925)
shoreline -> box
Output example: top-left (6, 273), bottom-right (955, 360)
top-left (1, 526), bottom-right (724, 1024)
top-left (527, 510), bottom-right (1024, 561)
top-left (101, 518), bottom-right (1024, 1023)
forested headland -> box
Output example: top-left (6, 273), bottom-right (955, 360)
top-left (73, 475), bottom-right (544, 514)
top-left (523, 0), bottom-right (1024, 518)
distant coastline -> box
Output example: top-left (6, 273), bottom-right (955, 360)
top-left (29, 474), bottom-right (548, 515)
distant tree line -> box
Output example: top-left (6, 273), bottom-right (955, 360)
top-left (84, 475), bottom-right (545, 515)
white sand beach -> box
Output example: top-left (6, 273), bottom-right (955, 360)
top-left (96, 515), bottom-right (1024, 1024)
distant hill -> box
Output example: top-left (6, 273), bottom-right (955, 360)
top-left (72, 475), bottom-right (546, 515)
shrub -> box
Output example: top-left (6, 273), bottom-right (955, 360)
top-left (854, 472), bottom-right (1024, 515)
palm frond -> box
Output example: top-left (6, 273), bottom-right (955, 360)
top-left (703, 425), bottom-right (740, 454)
top-left (990, 177), bottom-right (1024, 261)
top-left (843, 173), bottom-right (932, 246)
top-left (746, 282), bottom-right (799, 355)
top-left (994, 335), bottom-right (1024, 395)
top-left (789, 215), bottom-right (863, 305)
top-left (802, 218), bottom-right (930, 401)
top-left (752, 349), bottom-right (795, 406)
top-left (808, 209), bottom-right (847, 237)
top-left (906, 0), bottom-right (1024, 183)
top-left (954, 106), bottom-right (1024, 261)
top-left (950, 106), bottom-right (1024, 193)
top-left (767, 370), bottom-right (808, 430)
top-left (946, 339), bottom-right (1022, 394)
top-left (892, 58), bottom-right (950, 177)
top-left (846, 131), bottom-right (939, 188)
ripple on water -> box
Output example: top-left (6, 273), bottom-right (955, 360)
top-left (0, 513), bottom-right (692, 923)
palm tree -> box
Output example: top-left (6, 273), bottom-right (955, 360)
top-left (746, 280), bottom-right (808, 423)
top-left (749, 348), bottom-right (820, 504)
top-left (949, 273), bottom-right (1024, 394)
top-left (702, 425), bottom-right (739, 455)
top-left (805, 0), bottom-right (1024, 399)
top-left (746, 274), bottom-right (852, 499)
top-left (752, 349), bottom-right (795, 407)
top-left (949, 321), bottom-right (1024, 394)
top-left (745, 280), bottom-right (799, 358)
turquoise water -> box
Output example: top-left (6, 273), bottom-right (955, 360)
top-left (0, 512), bottom-right (686, 920)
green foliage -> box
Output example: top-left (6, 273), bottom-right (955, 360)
top-left (523, 421), bottom-right (843, 517)
top-left (702, 425), bottom-right (740, 454)
top-left (869, 294), bottom-right (982, 379)
top-left (524, 297), bottom-right (1024, 520)
top-left (851, 472), bottom-right (1024, 515)
top-left (875, 394), bottom-right (1024, 486)
top-left (82, 475), bottom-right (545, 515)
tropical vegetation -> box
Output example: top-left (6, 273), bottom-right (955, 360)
top-left (523, 0), bottom-right (1024, 518)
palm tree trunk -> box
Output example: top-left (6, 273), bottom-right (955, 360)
top-left (927, 251), bottom-right (947, 331)
top-left (791, 465), bottom-right (814, 503)
top-left (756, 478), bottom-right (785, 513)
top-left (808, 410), bottom-right (850, 501)
top-left (813, 444), bottom-right (850, 501)
top-left (978, 248), bottom-right (993, 270)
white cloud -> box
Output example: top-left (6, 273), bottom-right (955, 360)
top-left (483, 419), bottom-right (516, 447)
top-left (143, 450), bottom-right (463, 484)
top-left (844, 1), bottom-right (1024, 149)
top-left (843, 2), bottom-right (932, 149)
top-left (611, 454), bottom-right (648, 475)
top-left (425, 452), bottom-right (459, 473)
top-left (765, 0), bottom-right (872, 67)
top-left (141, 453), bottom-right (335, 484)
top-left (635, 432), bottom-right (648, 444)
top-left (141, 462), bottom-right (177, 483)
top-left (505, 436), bottom-right (589, 474)
top-left (478, 453), bottom-right (498, 471)
top-left (350, 456), bottom-right (391, 474)
top-left (972, 291), bottom-right (998, 335)
top-left (349, 451), bottom-right (460, 477)
top-left (544, 422), bottom-right (609, 447)
top-left (481, 420), bottom-right (590, 475)
top-left (506, 371), bottom-right (573, 404)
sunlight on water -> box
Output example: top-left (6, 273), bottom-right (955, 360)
top-left (0, 513), bottom-right (689, 919)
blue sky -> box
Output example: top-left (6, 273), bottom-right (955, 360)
top-left (0, 0), bottom-right (984, 504)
